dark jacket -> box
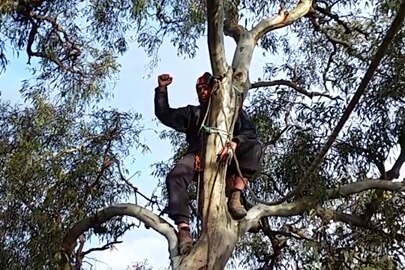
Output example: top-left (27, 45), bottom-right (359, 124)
top-left (154, 87), bottom-right (258, 153)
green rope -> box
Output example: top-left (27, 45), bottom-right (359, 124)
top-left (202, 125), bottom-right (231, 137)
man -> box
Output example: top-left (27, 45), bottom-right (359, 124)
top-left (154, 72), bottom-right (263, 255)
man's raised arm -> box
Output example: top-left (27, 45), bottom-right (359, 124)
top-left (154, 74), bottom-right (190, 133)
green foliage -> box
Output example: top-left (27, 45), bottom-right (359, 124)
top-left (0, 99), bottom-right (147, 269)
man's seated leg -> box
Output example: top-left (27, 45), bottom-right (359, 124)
top-left (176, 217), bottom-right (193, 255)
top-left (227, 140), bottom-right (263, 220)
top-left (165, 153), bottom-right (195, 255)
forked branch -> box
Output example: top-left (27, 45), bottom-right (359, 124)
top-left (250, 0), bottom-right (314, 42)
top-left (244, 179), bottom-right (404, 230)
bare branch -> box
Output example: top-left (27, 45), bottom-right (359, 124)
top-left (310, 18), bottom-right (368, 63)
top-left (207, 0), bottom-right (228, 75)
top-left (62, 204), bottom-right (178, 259)
top-left (243, 179), bottom-right (404, 230)
top-left (250, 79), bottom-right (334, 99)
top-left (82, 240), bottom-right (123, 257)
top-left (115, 160), bottom-right (163, 212)
top-left (250, 0), bottom-right (314, 42)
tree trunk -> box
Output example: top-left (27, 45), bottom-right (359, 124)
top-left (172, 70), bottom-right (242, 270)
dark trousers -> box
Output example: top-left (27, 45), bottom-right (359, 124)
top-left (166, 140), bottom-right (263, 225)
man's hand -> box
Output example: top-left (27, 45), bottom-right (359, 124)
top-left (217, 141), bottom-right (237, 165)
top-left (158, 74), bottom-right (173, 91)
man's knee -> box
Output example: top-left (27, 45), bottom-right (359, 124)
top-left (165, 154), bottom-right (195, 187)
top-left (235, 140), bottom-right (264, 178)
top-left (170, 214), bottom-right (189, 225)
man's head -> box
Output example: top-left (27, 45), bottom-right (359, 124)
top-left (196, 72), bottom-right (213, 104)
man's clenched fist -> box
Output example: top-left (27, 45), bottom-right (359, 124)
top-left (158, 74), bottom-right (173, 91)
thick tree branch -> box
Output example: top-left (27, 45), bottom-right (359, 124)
top-left (326, 179), bottom-right (405, 199)
top-left (250, 79), bottom-right (334, 99)
top-left (250, 0), bottom-right (314, 42)
top-left (25, 13), bottom-right (82, 74)
top-left (243, 179), bottom-right (404, 230)
top-left (387, 150), bottom-right (405, 180)
top-left (316, 207), bottom-right (373, 229)
top-left (207, 0), bottom-right (228, 75)
top-left (223, 0), bottom-right (246, 43)
top-left (62, 204), bottom-right (178, 259)
top-left (224, 19), bottom-right (245, 44)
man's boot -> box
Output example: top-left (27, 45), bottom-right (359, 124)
top-left (178, 228), bottom-right (193, 255)
top-left (227, 189), bottom-right (247, 220)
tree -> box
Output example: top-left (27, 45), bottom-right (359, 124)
top-left (0, 0), bottom-right (405, 269)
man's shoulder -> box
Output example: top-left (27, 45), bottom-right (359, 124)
top-left (173, 104), bottom-right (198, 112)
top-left (170, 105), bottom-right (200, 118)
top-left (186, 104), bottom-right (200, 110)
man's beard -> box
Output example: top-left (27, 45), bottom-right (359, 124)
top-left (198, 97), bottom-right (209, 104)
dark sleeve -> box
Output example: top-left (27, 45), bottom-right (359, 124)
top-left (154, 87), bottom-right (190, 133)
top-left (232, 109), bottom-right (257, 144)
